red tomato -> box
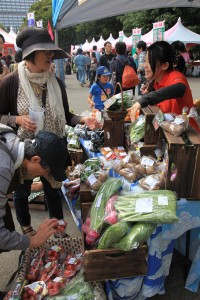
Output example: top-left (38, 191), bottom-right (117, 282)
top-left (63, 269), bottom-right (76, 278)
top-left (66, 264), bottom-right (75, 270)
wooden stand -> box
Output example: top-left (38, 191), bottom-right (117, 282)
top-left (103, 111), bottom-right (124, 147)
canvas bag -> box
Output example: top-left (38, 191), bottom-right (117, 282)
top-left (122, 62), bottom-right (139, 89)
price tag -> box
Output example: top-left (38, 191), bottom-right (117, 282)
top-left (87, 174), bottom-right (97, 186)
top-left (164, 113), bottom-right (174, 121)
top-left (30, 258), bottom-right (36, 266)
top-left (76, 253), bottom-right (82, 258)
top-left (120, 152), bottom-right (127, 157)
top-left (66, 294), bottom-right (78, 300)
top-left (58, 219), bottom-right (65, 225)
top-left (28, 282), bottom-right (41, 292)
top-left (68, 257), bottom-right (76, 264)
top-left (85, 166), bottom-right (91, 171)
top-left (158, 196), bottom-right (168, 206)
top-left (104, 147), bottom-right (111, 152)
top-left (45, 262), bottom-right (52, 269)
top-left (69, 138), bottom-right (77, 145)
top-left (123, 154), bottom-right (130, 163)
top-left (53, 277), bottom-right (63, 282)
top-left (145, 176), bottom-right (158, 188)
top-left (141, 156), bottom-right (154, 167)
top-left (174, 117), bottom-right (184, 125)
top-left (106, 152), bottom-right (113, 159)
top-left (51, 245), bottom-right (61, 252)
top-left (95, 193), bottom-right (103, 208)
top-left (117, 146), bottom-right (125, 151)
top-left (135, 197), bottom-right (153, 213)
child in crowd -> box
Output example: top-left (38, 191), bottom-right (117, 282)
top-left (87, 66), bottom-right (114, 111)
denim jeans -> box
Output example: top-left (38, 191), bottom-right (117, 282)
top-left (13, 177), bottom-right (64, 227)
top-left (77, 66), bottom-right (86, 85)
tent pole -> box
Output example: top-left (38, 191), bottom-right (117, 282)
top-left (54, 25), bottom-right (60, 78)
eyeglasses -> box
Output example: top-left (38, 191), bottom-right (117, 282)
top-left (43, 50), bottom-right (54, 56)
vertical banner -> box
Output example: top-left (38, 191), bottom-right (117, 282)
top-left (119, 31), bottom-right (124, 42)
top-left (36, 20), bottom-right (43, 28)
top-left (153, 21), bottom-right (165, 43)
top-left (27, 12), bottom-right (35, 26)
top-left (132, 28), bottom-right (142, 55)
top-left (48, 20), bottom-right (54, 40)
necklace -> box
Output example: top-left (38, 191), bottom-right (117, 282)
top-left (30, 82), bottom-right (47, 98)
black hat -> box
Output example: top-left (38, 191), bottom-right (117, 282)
top-left (33, 131), bottom-right (68, 182)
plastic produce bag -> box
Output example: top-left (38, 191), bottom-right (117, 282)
top-left (113, 222), bottom-right (156, 251)
top-left (130, 115), bottom-right (145, 143)
top-left (115, 190), bottom-right (178, 223)
top-left (68, 135), bottom-right (81, 149)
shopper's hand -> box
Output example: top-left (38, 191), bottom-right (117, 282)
top-left (127, 102), bottom-right (141, 123)
top-left (29, 219), bottom-right (59, 248)
top-left (16, 115), bottom-right (37, 132)
top-left (84, 117), bottom-right (102, 130)
top-left (90, 102), bottom-right (95, 109)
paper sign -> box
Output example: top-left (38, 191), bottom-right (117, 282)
top-left (87, 174), bottom-right (97, 186)
top-left (141, 156), bottom-right (154, 167)
top-left (145, 176), bottom-right (158, 188)
top-left (158, 196), bottom-right (168, 206)
top-left (135, 198), bottom-right (153, 213)
top-left (95, 193), bottom-right (103, 208)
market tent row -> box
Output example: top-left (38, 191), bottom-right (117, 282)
top-left (53, 0), bottom-right (200, 29)
top-left (71, 18), bottom-right (200, 52)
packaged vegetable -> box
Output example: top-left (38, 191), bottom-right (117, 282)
top-left (22, 281), bottom-right (47, 300)
top-left (129, 149), bottom-right (141, 164)
top-left (130, 115), bottom-right (145, 144)
top-left (118, 168), bottom-right (139, 183)
top-left (115, 190), bottom-right (178, 223)
top-left (113, 223), bottom-right (156, 251)
top-left (90, 178), bottom-right (122, 232)
top-left (139, 173), bottom-right (164, 190)
top-left (97, 222), bottom-right (132, 249)
top-left (67, 135), bottom-right (81, 149)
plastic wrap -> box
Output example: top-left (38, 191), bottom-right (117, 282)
top-left (115, 190), bottom-right (178, 223)
top-left (130, 115), bottom-right (145, 143)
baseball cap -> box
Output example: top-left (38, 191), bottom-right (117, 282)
top-left (32, 131), bottom-right (68, 182)
top-left (96, 66), bottom-right (111, 76)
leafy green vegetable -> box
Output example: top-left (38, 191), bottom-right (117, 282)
top-left (97, 222), bottom-right (132, 249)
top-left (61, 271), bottom-right (94, 299)
top-left (113, 222), bottom-right (156, 251)
top-left (115, 190), bottom-right (178, 223)
top-left (90, 178), bottom-right (122, 232)
top-left (109, 95), bottom-right (133, 111)
top-left (130, 115), bottom-right (145, 143)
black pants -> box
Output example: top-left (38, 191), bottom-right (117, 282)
top-left (13, 177), bottom-right (64, 226)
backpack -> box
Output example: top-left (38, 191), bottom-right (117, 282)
top-left (0, 124), bottom-right (16, 253)
top-left (122, 62), bottom-right (139, 89)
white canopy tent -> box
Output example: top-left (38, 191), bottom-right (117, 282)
top-left (166, 17), bottom-right (200, 44)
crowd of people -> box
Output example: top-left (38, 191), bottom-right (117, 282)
top-left (0, 26), bottom-right (199, 298)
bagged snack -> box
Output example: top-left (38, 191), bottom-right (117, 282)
top-left (139, 173), bottom-right (164, 190)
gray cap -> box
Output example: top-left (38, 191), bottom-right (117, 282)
top-left (21, 33), bottom-right (68, 60)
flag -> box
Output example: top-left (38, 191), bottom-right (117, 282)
top-left (48, 20), bottom-right (54, 41)
top-left (27, 12), bottom-right (35, 26)
top-left (36, 20), bottom-right (43, 28)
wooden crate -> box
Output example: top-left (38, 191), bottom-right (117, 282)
top-left (83, 245), bottom-right (147, 282)
top-left (141, 105), bottom-right (160, 145)
top-left (68, 148), bottom-right (85, 165)
top-left (164, 126), bottom-right (200, 199)
top-left (81, 202), bottom-right (148, 281)
top-left (80, 182), bottom-right (95, 204)
top-left (103, 111), bottom-right (125, 147)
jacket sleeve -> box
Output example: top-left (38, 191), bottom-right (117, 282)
top-left (138, 83), bottom-right (186, 108)
top-left (56, 76), bottom-right (82, 126)
top-left (0, 71), bottom-right (18, 128)
top-left (0, 150), bottom-right (30, 250)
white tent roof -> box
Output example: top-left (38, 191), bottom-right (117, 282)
top-left (96, 35), bottom-right (105, 50)
top-left (54, 0), bottom-right (200, 29)
top-left (0, 28), bottom-right (17, 49)
top-left (82, 39), bottom-right (90, 51)
top-left (166, 17), bottom-right (200, 44)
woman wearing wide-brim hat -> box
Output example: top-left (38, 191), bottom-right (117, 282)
top-left (0, 26), bottom-right (99, 237)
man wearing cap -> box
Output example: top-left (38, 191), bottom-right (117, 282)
top-left (87, 66), bottom-right (114, 111)
top-left (0, 125), bottom-right (68, 252)
top-left (0, 26), bottom-right (100, 238)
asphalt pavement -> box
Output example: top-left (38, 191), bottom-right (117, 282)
top-left (0, 73), bottom-right (200, 299)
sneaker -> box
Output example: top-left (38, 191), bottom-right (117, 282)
top-left (21, 225), bottom-right (36, 236)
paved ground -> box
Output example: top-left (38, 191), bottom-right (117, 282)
top-left (0, 73), bottom-right (200, 299)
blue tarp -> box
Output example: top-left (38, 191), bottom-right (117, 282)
top-left (52, 0), bottom-right (77, 27)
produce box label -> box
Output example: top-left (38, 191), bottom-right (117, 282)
top-left (87, 174), bottom-right (97, 186)
top-left (158, 196), bottom-right (168, 206)
top-left (135, 197), bottom-right (153, 213)
top-left (95, 193), bottom-right (103, 208)
top-left (145, 176), bottom-right (158, 188)
top-left (68, 257), bottom-right (76, 264)
top-left (141, 156), bottom-right (154, 167)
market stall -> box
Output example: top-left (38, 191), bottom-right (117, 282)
top-left (7, 89), bottom-right (200, 299)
